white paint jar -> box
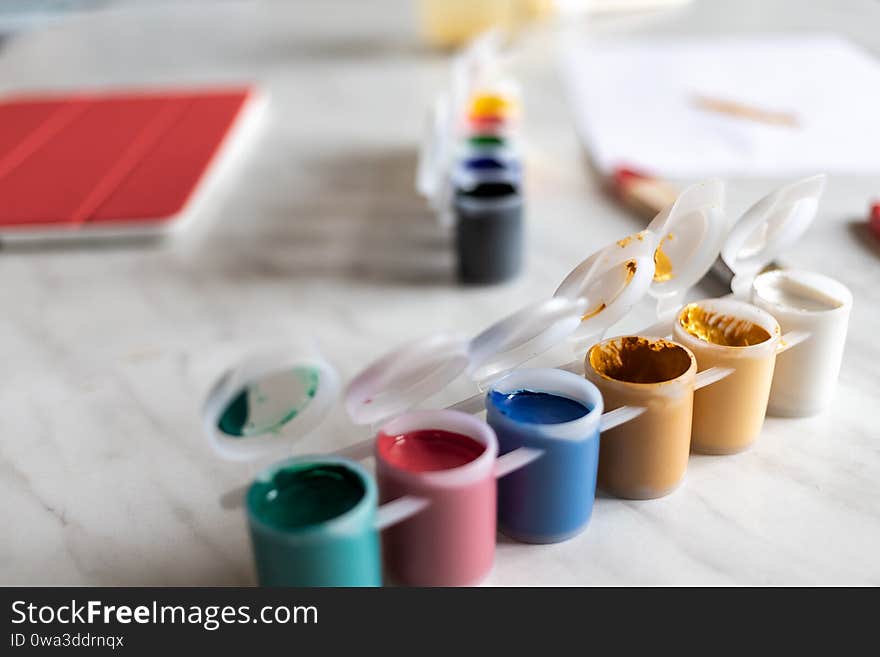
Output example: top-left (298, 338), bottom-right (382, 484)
top-left (751, 269), bottom-right (853, 417)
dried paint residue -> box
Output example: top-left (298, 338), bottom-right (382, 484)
top-left (582, 302), bottom-right (606, 321)
top-left (654, 233), bottom-right (674, 282)
top-left (625, 259), bottom-right (637, 282)
top-left (616, 232), bottom-right (647, 249)
top-left (588, 336), bottom-right (692, 384)
top-left (581, 260), bottom-right (636, 320)
top-left (678, 304), bottom-right (771, 347)
top-left (218, 366), bottom-right (320, 437)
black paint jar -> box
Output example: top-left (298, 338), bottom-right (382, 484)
top-left (454, 181), bottom-right (523, 285)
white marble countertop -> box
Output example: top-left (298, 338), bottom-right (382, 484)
top-left (1, 0), bottom-right (878, 586)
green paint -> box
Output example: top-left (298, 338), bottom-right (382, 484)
top-left (217, 366), bottom-right (320, 437)
top-left (248, 463), bottom-right (365, 531)
top-left (468, 135), bottom-right (506, 148)
top-left (218, 388), bottom-right (250, 435)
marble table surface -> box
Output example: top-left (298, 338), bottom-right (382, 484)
top-left (1, 0), bottom-right (878, 586)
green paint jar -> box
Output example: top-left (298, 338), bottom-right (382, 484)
top-left (246, 455), bottom-right (381, 587)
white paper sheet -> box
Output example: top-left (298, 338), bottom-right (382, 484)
top-left (561, 34), bottom-right (880, 177)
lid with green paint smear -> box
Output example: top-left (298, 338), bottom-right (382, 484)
top-left (203, 344), bottom-right (340, 461)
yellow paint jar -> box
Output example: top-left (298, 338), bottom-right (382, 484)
top-left (673, 298), bottom-right (781, 454)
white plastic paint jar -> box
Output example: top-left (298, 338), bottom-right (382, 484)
top-left (751, 269), bottom-right (853, 417)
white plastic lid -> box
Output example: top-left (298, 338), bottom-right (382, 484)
top-left (344, 333), bottom-right (472, 426)
top-left (647, 179), bottom-right (727, 315)
top-left (417, 30), bottom-right (508, 225)
top-left (416, 95), bottom-right (452, 216)
top-left (553, 230), bottom-right (658, 346)
top-left (466, 296), bottom-right (589, 382)
top-left (722, 174), bottom-right (826, 296)
top-left (202, 344), bottom-right (340, 462)
top-left (344, 296), bottom-right (590, 424)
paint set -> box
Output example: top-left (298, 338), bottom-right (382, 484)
top-left (203, 174), bottom-right (852, 586)
top-left (418, 32), bottom-right (525, 284)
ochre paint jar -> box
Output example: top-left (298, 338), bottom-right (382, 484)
top-left (585, 336), bottom-right (696, 499)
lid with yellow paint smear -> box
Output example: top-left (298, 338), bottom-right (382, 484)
top-left (350, 224), bottom-right (668, 416)
top-left (553, 229), bottom-right (657, 348)
top-left (646, 179), bottom-right (728, 313)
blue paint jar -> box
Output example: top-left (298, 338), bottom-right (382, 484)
top-left (486, 368), bottom-right (603, 544)
top-left (246, 455), bottom-right (381, 587)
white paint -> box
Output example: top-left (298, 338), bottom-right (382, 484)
top-left (754, 272), bottom-right (843, 311)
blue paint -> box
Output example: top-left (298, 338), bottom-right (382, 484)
top-left (464, 156), bottom-right (508, 170)
top-left (486, 379), bottom-right (601, 544)
top-left (489, 389), bottom-right (590, 424)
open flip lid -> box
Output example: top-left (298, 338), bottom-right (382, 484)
top-left (554, 230), bottom-right (657, 348)
top-left (344, 295), bottom-right (589, 425)
top-left (646, 179), bottom-right (727, 317)
top-left (203, 344), bottom-right (341, 461)
top-left (416, 30), bottom-right (510, 225)
top-left (466, 296), bottom-right (589, 382)
top-left (721, 174), bottom-right (827, 297)
top-left (344, 333), bottom-right (472, 426)
top-left (416, 96), bottom-right (452, 217)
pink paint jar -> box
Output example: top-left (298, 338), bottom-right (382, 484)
top-left (375, 409), bottom-right (498, 586)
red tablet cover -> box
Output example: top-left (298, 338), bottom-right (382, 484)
top-left (0, 87), bottom-right (256, 237)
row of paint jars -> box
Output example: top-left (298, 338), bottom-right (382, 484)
top-left (417, 32), bottom-right (525, 284)
top-left (559, 175), bottom-right (852, 498)
top-left (452, 85), bottom-right (525, 284)
top-left (204, 174), bottom-right (851, 586)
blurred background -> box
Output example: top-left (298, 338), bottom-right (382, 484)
top-left (2, 0), bottom-right (880, 585)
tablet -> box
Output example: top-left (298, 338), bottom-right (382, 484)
top-left (0, 86), bottom-right (264, 243)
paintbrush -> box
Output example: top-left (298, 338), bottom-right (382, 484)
top-left (691, 94), bottom-right (799, 128)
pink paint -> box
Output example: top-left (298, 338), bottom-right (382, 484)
top-left (375, 410), bottom-right (498, 587)
top-left (376, 429), bottom-right (486, 473)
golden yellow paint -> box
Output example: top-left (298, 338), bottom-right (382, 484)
top-left (654, 233), bottom-right (674, 282)
top-left (469, 93), bottom-right (516, 118)
top-left (617, 231), bottom-right (647, 249)
top-left (678, 304), bottom-right (772, 347)
top-left (582, 303), bottom-right (606, 321)
top-left (581, 260), bottom-right (636, 320)
top-left (588, 336), bottom-right (693, 384)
